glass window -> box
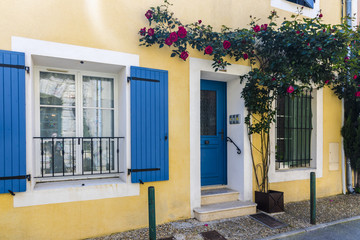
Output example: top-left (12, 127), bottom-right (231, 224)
top-left (276, 91), bottom-right (312, 169)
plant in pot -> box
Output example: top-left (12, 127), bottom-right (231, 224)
top-left (138, 1), bottom-right (355, 213)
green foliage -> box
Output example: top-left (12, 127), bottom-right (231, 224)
top-left (139, 1), bottom-right (360, 192)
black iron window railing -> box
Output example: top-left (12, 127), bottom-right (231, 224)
top-left (34, 137), bottom-right (124, 178)
top-left (276, 90), bottom-right (312, 169)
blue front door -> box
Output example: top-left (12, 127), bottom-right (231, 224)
top-left (200, 80), bottom-right (227, 186)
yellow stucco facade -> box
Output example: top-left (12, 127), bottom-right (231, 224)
top-left (0, 0), bottom-right (347, 239)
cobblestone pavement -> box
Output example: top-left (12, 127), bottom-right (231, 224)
top-left (88, 194), bottom-right (360, 240)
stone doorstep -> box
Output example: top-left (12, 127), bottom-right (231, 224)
top-left (194, 201), bottom-right (257, 222)
top-left (201, 188), bottom-right (240, 205)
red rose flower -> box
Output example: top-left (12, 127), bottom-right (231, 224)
top-left (287, 85), bottom-right (295, 94)
top-left (223, 40), bottom-right (231, 49)
top-left (301, 33), bottom-right (304, 36)
top-left (147, 28), bottom-right (154, 36)
top-left (145, 10), bottom-right (153, 19)
top-left (169, 32), bottom-right (178, 42)
top-left (243, 53), bottom-right (249, 60)
top-left (344, 56), bottom-right (350, 63)
top-left (198, 20), bottom-right (202, 24)
top-left (177, 26), bottom-right (187, 38)
top-left (354, 75), bottom-right (358, 80)
top-left (253, 25), bottom-right (261, 33)
top-left (139, 27), bottom-right (146, 36)
top-left (325, 80), bottom-right (330, 84)
top-left (318, 47), bottom-right (322, 51)
top-left (204, 46), bottom-right (213, 55)
top-left (180, 51), bottom-right (189, 61)
top-left (323, 29), bottom-right (326, 32)
top-left (165, 37), bottom-right (172, 46)
top-left (319, 13), bottom-right (323, 18)
top-left (307, 43), bottom-right (310, 46)
top-left (296, 30), bottom-right (301, 34)
top-left (261, 24), bottom-right (268, 31)
top-left (271, 77), bottom-right (276, 81)
top-left (355, 91), bottom-right (360, 97)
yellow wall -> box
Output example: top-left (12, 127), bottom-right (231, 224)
top-left (0, 0), bottom-right (344, 239)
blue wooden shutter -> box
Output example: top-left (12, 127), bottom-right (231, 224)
top-left (286, 0), bottom-right (314, 9)
top-left (130, 66), bottom-right (168, 183)
top-left (0, 50), bottom-right (27, 194)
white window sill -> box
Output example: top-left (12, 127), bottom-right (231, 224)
top-left (13, 176), bottom-right (140, 207)
top-left (269, 167), bottom-right (320, 183)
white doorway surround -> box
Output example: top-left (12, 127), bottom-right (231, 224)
top-left (189, 58), bottom-right (252, 215)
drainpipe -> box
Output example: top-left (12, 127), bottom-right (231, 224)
top-left (345, 0), bottom-right (355, 194)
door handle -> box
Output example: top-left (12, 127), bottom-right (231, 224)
top-left (219, 129), bottom-right (224, 140)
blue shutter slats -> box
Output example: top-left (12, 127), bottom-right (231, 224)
top-left (130, 66), bottom-right (168, 183)
top-left (0, 50), bottom-right (27, 194)
top-left (304, 0), bottom-right (314, 8)
top-left (286, 0), bottom-right (314, 9)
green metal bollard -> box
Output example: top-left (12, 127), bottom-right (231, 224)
top-left (148, 186), bottom-right (156, 240)
top-left (310, 172), bottom-right (316, 225)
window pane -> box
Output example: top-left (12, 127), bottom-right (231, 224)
top-left (40, 72), bottom-right (75, 106)
top-left (201, 90), bottom-right (217, 135)
top-left (83, 76), bottom-right (114, 108)
top-left (40, 107), bottom-right (76, 137)
top-left (83, 109), bottom-right (114, 137)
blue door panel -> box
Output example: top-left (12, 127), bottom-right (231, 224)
top-left (130, 66), bottom-right (168, 183)
top-left (0, 50), bottom-right (26, 194)
top-left (201, 80), bottom-right (227, 186)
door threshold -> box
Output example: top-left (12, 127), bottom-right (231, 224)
top-left (201, 185), bottom-right (228, 190)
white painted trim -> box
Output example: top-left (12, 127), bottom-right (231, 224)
top-left (189, 58), bottom-right (252, 216)
top-left (11, 37), bottom-right (140, 206)
top-left (269, 88), bottom-right (323, 182)
top-left (271, 0), bottom-right (320, 18)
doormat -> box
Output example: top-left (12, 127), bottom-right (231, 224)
top-left (159, 237), bottom-right (175, 240)
top-left (201, 230), bottom-right (227, 240)
top-left (250, 212), bottom-right (287, 229)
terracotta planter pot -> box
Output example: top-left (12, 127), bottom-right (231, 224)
top-left (255, 190), bottom-right (284, 213)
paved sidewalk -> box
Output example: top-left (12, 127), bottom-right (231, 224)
top-left (278, 218), bottom-right (360, 240)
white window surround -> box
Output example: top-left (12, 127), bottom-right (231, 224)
top-left (269, 88), bottom-right (323, 183)
top-left (271, 0), bottom-right (320, 18)
top-left (11, 36), bottom-right (140, 207)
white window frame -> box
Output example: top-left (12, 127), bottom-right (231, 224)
top-left (271, 0), bottom-right (320, 18)
top-left (269, 88), bottom-right (323, 183)
top-left (11, 36), bottom-right (140, 207)
top-left (34, 67), bottom-right (120, 179)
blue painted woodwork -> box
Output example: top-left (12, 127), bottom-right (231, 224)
top-left (130, 66), bottom-right (169, 183)
top-left (286, 0), bottom-right (314, 9)
top-left (201, 80), bottom-right (227, 186)
top-left (0, 50), bottom-right (26, 194)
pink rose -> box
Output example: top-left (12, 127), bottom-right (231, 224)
top-left (165, 37), bottom-right (172, 46)
top-left (296, 30), bottom-right (301, 34)
top-left (325, 80), bottom-right (330, 84)
top-left (177, 26), bottom-right (187, 38)
top-left (319, 13), bottom-right (323, 18)
top-left (204, 46), bottom-right (213, 55)
top-left (139, 27), bottom-right (146, 36)
top-left (355, 91), bottom-right (360, 97)
top-left (287, 85), bottom-right (294, 94)
top-left (223, 40), bottom-right (231, 49)
top-left (169, 32), bottom-right (178, 42)
top-left (145, 10), bottom-right (153, 19)
top-left (354, 75), bottom-right (358, 80)
top-left (271, 77), bottom-right (276, 81)
top-left (198, 20), bottom-right (202, 24)
top-left (344, 56), bottom-right (350, 63)
top-left (323, 29), bottom-right (326, 32)
top-left (180, 51), bottom-right (189, 61)
top-left (301, 33), bottom-right (304, 36)
top-left (318, 47), bottom-right (322, 51)
top-left (147, 28), bottom-right (154, 36)
top-left (243, 53), bottom-right (249, 60)
top-left (261, 24), bottom-right (268, 31)
top-left (253, 25), bottom-right (261, 33)
top-left (307, 43), bottom-right (310, 46)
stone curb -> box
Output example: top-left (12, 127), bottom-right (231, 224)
top-left (259, 215), bottom-right (360, 240)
